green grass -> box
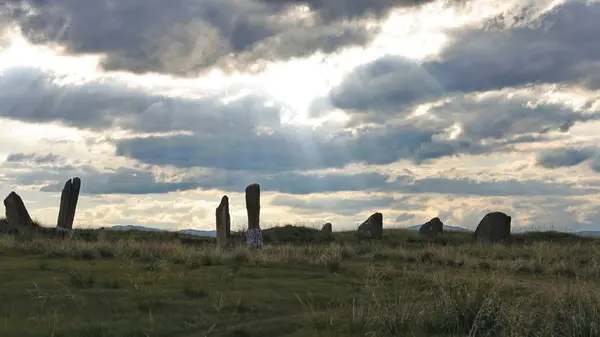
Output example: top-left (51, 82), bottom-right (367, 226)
top-left (0, 224), bottom-right (599, 336)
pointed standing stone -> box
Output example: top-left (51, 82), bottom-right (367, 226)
top-left (3, 191), bottom-right (33, 232)
top-left (321, 222), bottom-right (332, 234)
top-left (216, 195), bottom-right (231, 248)
top-left (357, 212), bottom-right (383, 239)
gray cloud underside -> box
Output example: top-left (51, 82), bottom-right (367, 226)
top-left (114, 93), bottom-right (596, 171)
top-left (270, 194), bottom-right (395, 216)
top-left (322, 1), bottom-right (600, 120)
top-left (537, 147), bottom-right (600, 172)
top-left (5, 152), bottom-right (62, 164)
top-left (4, 160), bottom-right (595, 197)
top-left (0, 0), bottom-right (442, 75)
top-left (1, 67), bottom-right (591, 172)
top-left (0, 67), bottom-right (282, 134)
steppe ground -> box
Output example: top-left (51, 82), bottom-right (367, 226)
top-left (0, 220), bottom-right (599, 337)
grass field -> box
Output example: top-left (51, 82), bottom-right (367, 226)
top-left (0, 220), bottom-right (599, 337)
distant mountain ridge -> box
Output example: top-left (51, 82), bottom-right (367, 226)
top-left (108, 225), bottom-right (217, 237)
top-left (106, 224), bottom-right (600, 238)
top-left (405, 225), bottom-right (470, 232)
top-left (405, 224), bottom-right (600, 238)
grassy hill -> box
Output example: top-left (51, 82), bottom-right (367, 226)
top-left (0, 220), bottom-right (599, 337)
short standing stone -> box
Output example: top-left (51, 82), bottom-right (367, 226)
top-left (321, 222), bottom-right (332, 234)
top-left (245, 183), bottom-right (260, 230)
top-left (357, 212), bottom-right (383, 239)
top-left (419, 217), bottom-right (444, 237)
top-left (216, 195), bottom-right (231, 248)
top-left (4, 191), bottom-right (33, 229)
top-left (473, 212), bottom-right (511, 243)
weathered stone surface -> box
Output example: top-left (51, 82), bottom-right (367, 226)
top-left (357, 212), bottom-right (383, 239)
top-left (322, 222), bottom-right (332, 234)
top-left (473, 212), bottom-right (511, 243)
top-left (246, 227), bottom-right (263, 248)
top-left (419, 217), bottom-right (444, 237)
top-left (216, 195), bottom-right (231, 248)
top-left (3, 191), bottom-right (33, 233)
top-left (57, 177), bottom-right (81, 232)
top-left (245, 183), bottom-right (260, 230)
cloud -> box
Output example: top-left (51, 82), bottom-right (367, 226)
top-left (395, 213), bottom-right (415, 222)
top-left (5, 163), bottom-right (203, 195)
top-left (270, 194), bottom-right (395, 216)
top-left (0, 67), bottom-right (281, 133)
top-left (319, 1), bottom-right (600, 119)
top-left (5, 152), bottom-right (62, 164)
top-left (114, 125), bottom-right (441, 172)
top-left (537, 147), bottom-right (596, 169)
top-left (5, 156), bottom-right (595, 197)
top-left (0, 0), bottom-right (442, 75)
top-left (116, 90), bottom-right (597, 172)
top-left (427, 92), bottom-right (599, 142)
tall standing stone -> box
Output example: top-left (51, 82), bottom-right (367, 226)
top-left (357, 212), bottom-right (383, 239)
top-left (216, 195), bottom-right (231, 248)
top-left (245, 183), bottom-right (262, 248)
top-left (3, 191), bottom-right (33, 233)
top-left (57, 177), bottom-right (81, 234)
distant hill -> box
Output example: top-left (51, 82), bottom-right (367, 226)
top-left (105, 224), bottom-right (600, 239)
top-left (405, 224), bottom-right (471, 232)
top-left (574, 231), bottom-right (600, 237)
top-left (108, 225), bottom-right (216, 237)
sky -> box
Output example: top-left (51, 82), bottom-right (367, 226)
top-left (1, 0), bottom-right (599, 232)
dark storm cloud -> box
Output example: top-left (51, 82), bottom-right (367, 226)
top-left (0, 0), bottom-right (441, 75)
top-left (0, 67), bottom-right (281, 133)
top-left (320, 1), bottom-right (600, 118)
top-left (537, 148), bottom-right (596, 169)
top-left (5, 152), bottom-right (62, 164)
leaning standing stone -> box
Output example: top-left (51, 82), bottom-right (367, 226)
top-left (321, 222), bottom-right (333, 234)
top-left (57, 177), bottom-right (81, 235)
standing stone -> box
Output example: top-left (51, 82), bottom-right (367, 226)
top-left (57, 177), bottom-right (81, 236)
top-left (357, 212), bottom-right (383, 239)
top-left (245, 183), bottom-right (262, 248)
top-left (473, 212), bottom-right (511, 243)
top-left (3, 191), bottom-right (33, 233)
top-left (321, 222), bottom-right (332, 234)
top-left (245, 183), bottom-right (260, 229)
top-left (419, 217), bottom-right (444, 237)
top-left (216, 195), bottom-right (231, 248)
